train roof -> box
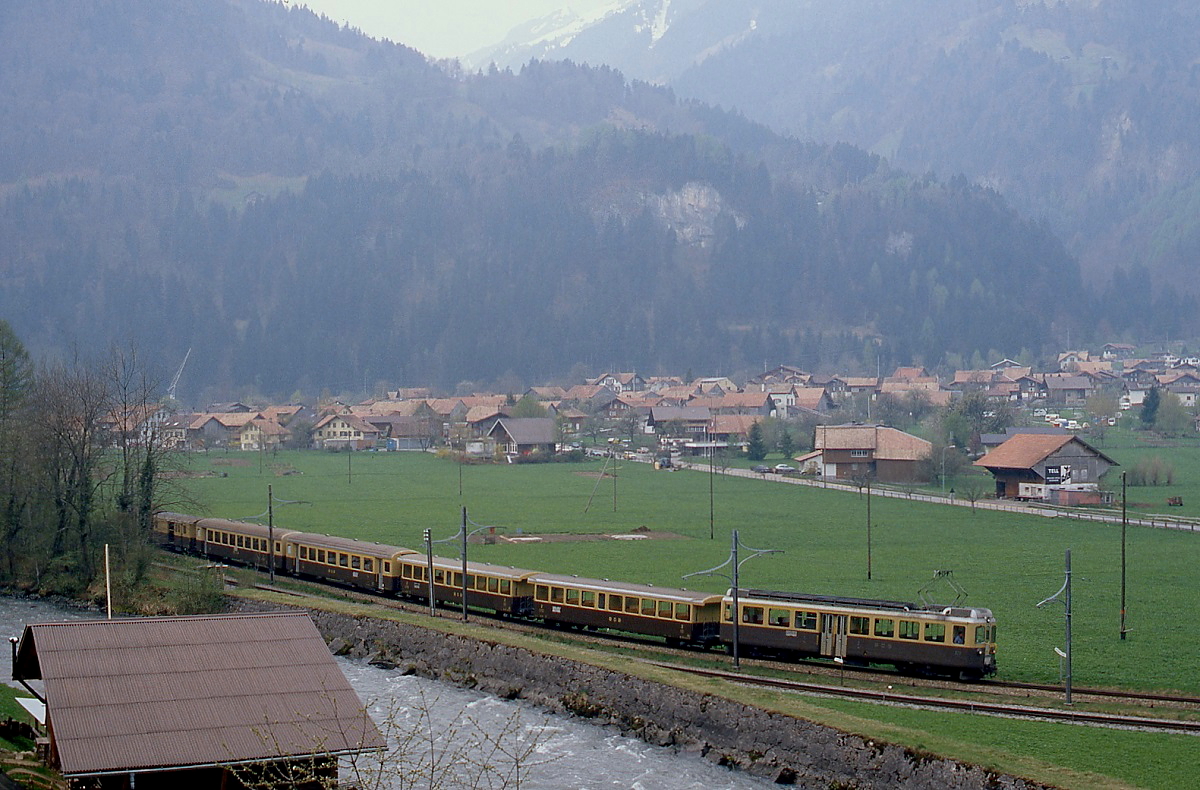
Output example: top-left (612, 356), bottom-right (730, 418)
top-left (529, 573), bottom-right (724, 605)
top-left (194, 517), bottom-right (300, 540)
top-left (740, 589), bottom-right (994, 621)
top-left (399, 554), bottom-right (542, 580)
top-left (287, 532), bottom-right (415, 559)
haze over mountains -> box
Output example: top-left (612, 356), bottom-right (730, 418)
top-left (475, 0), bottom-right (1200, 291)
top-left (0, 1), bottom-right (1191, 401)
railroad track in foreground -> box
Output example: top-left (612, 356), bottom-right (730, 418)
top-left (162, 562), bottom-right (1200, 715)
top-left (646, 661), bottom-right (1200, 735)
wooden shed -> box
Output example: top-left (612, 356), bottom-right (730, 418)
top-left (11, 612), bottom-right (384, 789)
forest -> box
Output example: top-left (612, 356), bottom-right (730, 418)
top-left (0, 0), bottom-right (1190, 399)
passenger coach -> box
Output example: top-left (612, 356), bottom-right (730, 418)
top-left (724, 589), bottom-right (997, 679)
top-left (529, 574), bottom-right (724, 646)
top-left (152, 512), bottom-right (298, 575)
top-left (287, 533), bottom-right (414, 593)
top-left (397, 555), bottom-right (539, 616)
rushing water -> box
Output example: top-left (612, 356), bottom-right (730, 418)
top-left (2, 597), bottom-right (776, 789)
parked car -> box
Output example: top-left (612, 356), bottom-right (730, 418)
top-left (773, 464), bottom-right (796, 474)
top-left (751, 465), bottom-right (771, 474)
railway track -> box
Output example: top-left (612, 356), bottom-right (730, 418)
top-left (645, 661), bottom-right (1200, 735)
top-left (158, 561), bottom-right (1200, 716)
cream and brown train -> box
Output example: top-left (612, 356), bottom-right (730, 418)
top-left (153, 512), bottom-right (996, 678)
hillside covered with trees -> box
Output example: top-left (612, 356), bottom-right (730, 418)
top-left (0, 0), bottom-right (1175, 399)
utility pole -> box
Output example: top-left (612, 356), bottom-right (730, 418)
top-left (684, 529), bottom-right (781, 669)
top-left (1121, 471), bottom-right (1128, 640)
top-left (1037, 548), bottom-right (1073, 704)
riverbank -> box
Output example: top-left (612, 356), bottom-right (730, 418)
top-left (229, 596), bottom-right (1045, 789)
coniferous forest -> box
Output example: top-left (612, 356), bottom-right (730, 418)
top-left (0, 1), bottom-right (1189, 397)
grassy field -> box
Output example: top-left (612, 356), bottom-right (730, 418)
top-left (177, 448), bottom-right (1200, 694)
top-left (172, 449), bottom-right (1198, 789)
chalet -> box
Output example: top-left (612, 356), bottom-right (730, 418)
top-left (12, 613), bottom-right (383, 790)
top-left (687, 392), bottom-right (774, 417)
top-left (708, 415), bottom-right (761, 442)
top-left (488, 417), bottom-right (557, 457)
top-left (588, 372), bottom-right (645, 393)
top-left (811, 424), bottom-right (933, 484)
top-left (311, 414), bottom-right (379, 450)
top-left (1043, 374), bottom-right (1092, 405)
top-left (647, 406), bottom-right (712, 437)
top-left (746, 365), bottom-right (812, 390)
top-left (974, 434), bottom-right (1117, 500)
top-left (1101, 343), bottom-right (1136, 360)
top-left (791, 387), bottom-right (837, 416)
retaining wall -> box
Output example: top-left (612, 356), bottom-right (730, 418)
top-left (233, 600), bottom-right (1046, 789)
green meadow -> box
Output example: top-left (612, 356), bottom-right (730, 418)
top-left (178, 448), bottom-right (1199, 694)
top-left (174, 449), bottom-right (1198, 789)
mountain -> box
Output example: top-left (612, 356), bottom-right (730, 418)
top-left (0, 0), bottom-right (1161, 400)
top-left (474, 0), bottom-right (1200, 296)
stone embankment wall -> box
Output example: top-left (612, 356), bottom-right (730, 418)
top-left (233, 600), bottom-right (1045, 789)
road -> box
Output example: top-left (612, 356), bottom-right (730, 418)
top-left (670, 460), bottom-right (1198, 533)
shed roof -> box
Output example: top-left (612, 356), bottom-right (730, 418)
top-left (13, 612), bottom-right (383, 778)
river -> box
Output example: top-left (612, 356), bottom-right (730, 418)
top-left (2, 596), bottom-right (776, 789)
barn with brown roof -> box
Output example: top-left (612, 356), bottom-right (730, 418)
top-left (12, 612), bottom-right (383, 789)
top-left (812, 424), bottom-right (932, 483)
top-left (974, 434), bottom-right (1118, 500)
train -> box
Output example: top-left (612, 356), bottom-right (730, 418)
top-left (152, 512), bottom-right (997, 679)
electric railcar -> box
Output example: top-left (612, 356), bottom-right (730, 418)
top-left (725, 590), bottom-right (997, 679)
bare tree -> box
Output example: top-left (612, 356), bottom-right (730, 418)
top-left (234, 684), bottom-right (558, 790)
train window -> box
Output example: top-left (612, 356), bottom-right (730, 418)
top-left (434, 569), bottom-right (445, 584)
top-left (609, 595), bottom-right (623, 611)
top-left (363, 558), bottom-right (373, 572)
top-left (488, 578), bottom-right (499, 593)
top-left (924, 623), bottom-right (946, 643)
top-left (849, 616), bottom-right (870, 635)
top-left (500, 580), bottom-right (511, 595)
top-left (535, 585), bottom-right (549, 601)
top-left (300, 546), bottom-right (308, 560)
top-left (874, 618), bottom-right (894, 638)
top-left (580, 591), bottom-right (595, 607)
top-left (237, 535), bottom-right (244, 548)
top-left (723, 603), bottom-right (733, 622)
top-left (795, 611), bottom-right (817, 630)
top-left (975, 625), bottom-right (990, 644)
top-left (465, 574), bottom-right (475, 589)
top-left (625, 597), bottom-right (639, 614)
top-left (642, 599), bottom-right (657, 616)
top-left (475, 576), bottom-right (487, 591)
top-left (899, 621), bottom-right (920, 640)
top-left (383, 562), bottom-right (391, 573)
top-left (952, 626), bottom-right (966, 645)
top-left (317, 550), bottom-right (326, 564)
top-left (551, 587), bottom-right (564, 603)
top-left (274, 541), bottom-right (281, 554)
top-left (566, 588), bottom-right (580, 605)
top-left (658, 601), bottom-right (672, 618)
top-left (597, 593), bottom-right (605, 609)
top-left (769, 608), bottom-right (790, 627)
top-left (675, 603), bottom-right (689, 621)
top-left (401, 564), bottom-right (412, 579)
top-left (451, 573), bottom-right (461, 587)
top-left (742, 606), bottom-right (764, 625)
top-left (339, 554), bottom-right (348, 567)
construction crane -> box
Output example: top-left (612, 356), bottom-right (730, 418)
top-left (167, 348), bottom-right (191, 404)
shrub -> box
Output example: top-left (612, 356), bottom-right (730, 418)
top-left (1126, 456), bottom-right (1175, 486)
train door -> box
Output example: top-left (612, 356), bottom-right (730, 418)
top-left (820, 614), bottom-right (848, 659)
top-left (167, 519), bottom-right (175, 545)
